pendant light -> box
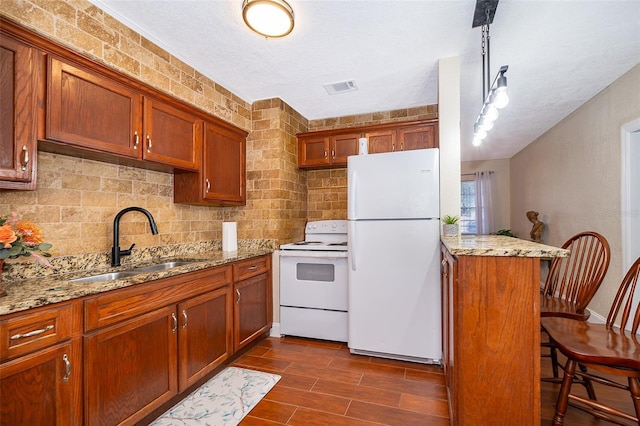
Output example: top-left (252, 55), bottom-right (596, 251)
top-left (471, 0), bottom-right (509, 147)
top-left (242, 0), bottom-right (295, 38)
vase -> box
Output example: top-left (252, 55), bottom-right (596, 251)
top-left (0, 259), bottom-right (5, 298)
top-left (443, 224), bottom-right (459, 237)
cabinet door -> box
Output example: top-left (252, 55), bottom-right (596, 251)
top-left (47, 56), bottom-right (142, 157)
top-left (202, 122), bottom-right (246, 204)
top-left (330, 133), bottom-right (359, 165)
top-left (397, 124), bottom-right (437, 151)
top-left (0, 340), bottom-right (81, 426)
top-left (234, 273), bottom-right (271, 351)
top-left (84, 306), bottom-right (178, 426)
top-left (366, 129), bottom-right (396, 154)
top-left (178, 286), bottom-right (233, 390)
top-left (142, 98), bottom-right (201, 171)
top-left (298, 136), bottom-right (329, 168)
top-left (0, 33), bottom-right (38, 189)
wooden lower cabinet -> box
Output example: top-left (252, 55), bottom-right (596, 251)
top-left (0, 339), bottom-right (81, 425)
top-left (441, 244), bottom-right (540, 425)
top-left (178, 286), bottom-right (233, 390)
top-left (84, 306), bottom-right (178, 426)
top-left (0, 255), bottom-right (271, 425)
top-left (233, 255), bottom-right (272, 352)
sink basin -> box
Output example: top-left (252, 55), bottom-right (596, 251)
top-left (68, 260), bottom-right (198, 283)
top-left (69, 271), bottom-right (139, 283)
top-left (130, 261), bottom-right (197, 273)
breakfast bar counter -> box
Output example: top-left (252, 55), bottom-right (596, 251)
top-left (440, 235), bottom-right (568, 426)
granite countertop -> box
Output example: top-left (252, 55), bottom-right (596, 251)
top-left (0, 241), bottom-right (273, 317)
top-left (441, 235), bottom-right (570, 258)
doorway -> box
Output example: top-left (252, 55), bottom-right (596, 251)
top-left (623, 118), bottom-right (640, 311)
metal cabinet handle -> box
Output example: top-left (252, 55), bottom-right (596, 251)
top-left (171, 313), bottom-right (177, 333)
top-left (146, 135), bottom-right (152, 153)
top-left (324, 150), bottom-right (328, 159)
top-left (236, 289), bottom-right (241, 304)
top-left (62, 354), bottom-right (71, 382)
top-left (441, 259), bottom-right (448, 278)
top-left (10, 324), bottom-right (54, 340)
top-left (205, 179), bottom-right (211, 193)
top-left (182, 310), bottom-right (188, 329)
top-left (133, 131), bottom-right (139, 149)
top-left (400, 143), bottom-right (404, 151)
top-left (248, 265), bottom-right (258, 271)
top-left (392, 144), bottom-right (396, 152)
top-left (21, 145), bottom-right (29, 171)
top-left (332, 149), bottom-right (335, 158)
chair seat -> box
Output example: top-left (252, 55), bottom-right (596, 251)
top-left (540, 293), bottom-right (591, 321)
top-left (541, 317), bottom-right (640, 371)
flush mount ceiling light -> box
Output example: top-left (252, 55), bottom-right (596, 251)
top-left (242, 0), bottom-right (294, 38)
top-left (471, 0), bottom-right (509, 147)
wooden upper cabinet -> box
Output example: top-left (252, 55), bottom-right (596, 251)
top-left (46, 56), bottom-right (201, 172)
top-left (142, 97), bottom-right (201, 171)
top-left (366, 128), bottom-right (396, 154)
top-left (0, 32), bottom-right (40, 190)
top-left (298, 119), bottom-right (438, 169)
top-left (330, 133), bottom-right (359, 164)
top-left (397, 123), bottom-right (437, 151)
top-left (298, 135), bottom-right (330, 168)
top-left (47, 56), bottom-right (142, 158)
top-left (173, 121), bottom-right (247, 206)
top-left (298, 132), bottom-right (360, 169)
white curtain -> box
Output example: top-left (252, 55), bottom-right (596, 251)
top-left (475, 171), bottom-right (495, 234)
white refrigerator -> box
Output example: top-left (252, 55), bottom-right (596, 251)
top-left (347, 148), bottom-right (441, 364)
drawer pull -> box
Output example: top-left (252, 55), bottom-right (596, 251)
top-left (236, 289), bottom-right (241, 303)
top-left (10, 324), bottom-right (54, 340)
top-left (171, 313), bottom-right (178, 333)
top-left (62, 354), bottom-right (71, 382)
top-left (182, 310), bottom-right (188, 329)
top-left (247, 265), bottom-right (258, 271)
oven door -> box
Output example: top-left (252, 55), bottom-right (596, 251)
top-left (279, 253), bottom-right (348, 311)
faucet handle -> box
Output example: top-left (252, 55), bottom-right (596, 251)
top-left (121, 243), bottom-right (135, 256)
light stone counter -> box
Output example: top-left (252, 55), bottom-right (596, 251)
top-left (0, 240), bottom-right (274, 316)
top-left (441, 235), bottom-right (569, 258)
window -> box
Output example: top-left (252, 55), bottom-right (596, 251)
top-left (461, 179), bottom-right (476, 234)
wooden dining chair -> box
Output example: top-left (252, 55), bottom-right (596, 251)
top-left (541, 256), bottom-right (640, 425)
top-left (540, 231), bottom-right (611, 377)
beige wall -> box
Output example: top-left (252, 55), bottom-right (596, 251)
top-left (510, 64), bottom-right (640, 318)
top-left (461, 159), bottom-right (511, 233)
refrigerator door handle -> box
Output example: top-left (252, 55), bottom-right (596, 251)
top-left (349, 221), bottom-right (357, 271)
top-left (348, 170), bottom-right (358, 220)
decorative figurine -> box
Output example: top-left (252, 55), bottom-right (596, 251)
top-left (527, 210), bottom-right (544, 243)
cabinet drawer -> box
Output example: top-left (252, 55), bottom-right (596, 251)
top-left (1, 304), bottom-right (73, 361)
top-left (234, 255), bottom-right (270, 281)
top-left (84, 266), bottom-right (232, 332)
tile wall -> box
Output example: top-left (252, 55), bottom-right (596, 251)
top-left (306, 105), bottom-right (439, 220)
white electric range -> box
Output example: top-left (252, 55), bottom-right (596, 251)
top-left (279, 220), bottom-right (348, 342)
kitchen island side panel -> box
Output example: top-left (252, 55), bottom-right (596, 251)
top-left (452, 254), bottom-right (540, 425)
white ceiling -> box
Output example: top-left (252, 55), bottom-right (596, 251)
top-left (89, 0), bottom-right (640, 162)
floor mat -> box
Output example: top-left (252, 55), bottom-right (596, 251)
top-left (150, 366), bottom-right (281, 425)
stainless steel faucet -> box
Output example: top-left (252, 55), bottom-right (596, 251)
top-left (111, 207), bottom-right (158, 267)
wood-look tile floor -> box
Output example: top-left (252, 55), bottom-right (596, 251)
top-left (231, 336), bottom-right (635, 425)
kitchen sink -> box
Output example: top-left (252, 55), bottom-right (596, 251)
top-left (69, 271), bottom-right (140, 283)
top-left (129, 261), bottom-right (197, 273)
top-left (68, 260), bottom-right (199, 283)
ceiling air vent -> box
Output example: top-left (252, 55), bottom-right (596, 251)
top-left (323, 80), bottom-right (358, 95)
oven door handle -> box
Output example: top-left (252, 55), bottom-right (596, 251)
top-left (348, 221), bottom-right (357, 271)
